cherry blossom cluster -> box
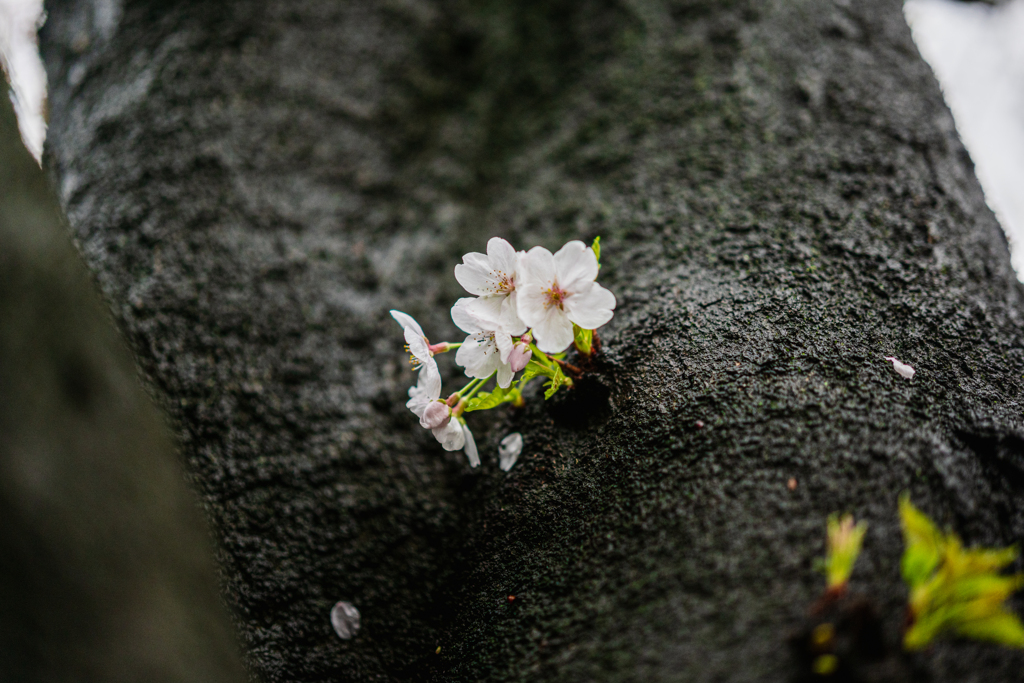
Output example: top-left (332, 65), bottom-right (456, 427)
top-left (391, 237), bottom-right (615, 467)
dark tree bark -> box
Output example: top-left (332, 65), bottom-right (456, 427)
top-left (39, 0), bottom-right (1024, 680)
top-left (0, 88), bottom-right (245, 680)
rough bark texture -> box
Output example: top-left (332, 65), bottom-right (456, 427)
top-left (40, 0), bottom-right (1024, 681)
top-left (0, 87), bottom-right (245, 681)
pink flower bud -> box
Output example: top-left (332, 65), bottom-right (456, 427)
top-left (420, 401), bottom-right (452, 430)
top-left (508, 342), bottom-right (533, 372)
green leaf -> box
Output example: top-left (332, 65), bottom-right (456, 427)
top-left (573, 323), bottom-right (593, 356)
top-left (522, 359), bottom-right (556, 382)
top-left (824, 513), bottom-right (867, 590)
top-left (465, 386), bottom-right (509, 412)
top-left (956, 611), bottom-right (1024, 648)
top-left (899, 494), bottom-right (1024, 651)
top-left (899, 494), bottom-right (943, 588)
top-left (591, 236), bottom-right (601, 264)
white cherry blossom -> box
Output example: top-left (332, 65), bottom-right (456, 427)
top-left (391, 310), bottom-right (443, 419)
top-left (518, 241), bottom-right (616, 353)
top-left (451, 297), bottom-right (516, 388)
top-left (454, 237), bottom-right (527, 334)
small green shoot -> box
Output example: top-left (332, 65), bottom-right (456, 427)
top-left (899, 494), bottom-right (1024, 650)
top-left (591, 236), bottom-right (601, 265)
top-left (824, 513), bottom-right (868, 593)
top-left (573, 323), bottom-right (594, 357)
top-left (521, 352), bottom-right (573, 400)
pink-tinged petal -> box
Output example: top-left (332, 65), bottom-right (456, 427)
top-left (433, 420), bottom-right (465, 451)
top-left (451, 298), bottom-right (486, 334)
top-left (456, 332), bottom-right (500, 379)
top-left (454, 252), bottom-right (495, 296)
top-left (390, 310), bottom-right (424, 338)
top-left (532, 308), bottom-right (574, 353)
top-left (495, 331), bottom-right (514, 364)
top-left (461, 422), bottom-right (480, 467)
top-left (508, 342), bottom-right (532, 372)
top-left (406, 363), bottom-right (441, 416)
top-left (884, 356), bottom-right (915, 380)
top-left (516, 284), bottom-right (549, 329)
top-left (553, 240), bottom-right (598, 292)
top-left (565, 282), bottom-right (616, 329)
top-left (420, 401), bottom-right (452, 429)
top-left (519, 246), bottom-right (556, 288)
top-left (499, 293), bottom-right (527, 335)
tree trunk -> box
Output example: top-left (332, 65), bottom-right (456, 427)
top-left (39, 0), bottom-right (1024, 680)
top-left (0, 86), bottom-right (246, 681)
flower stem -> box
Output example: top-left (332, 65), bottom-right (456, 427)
top-left (463, 373), bottom-right (494, 401)
top-left (553, 357), bottom-right (583, 377)
top-left (457, 377), bottom-right (485, 397)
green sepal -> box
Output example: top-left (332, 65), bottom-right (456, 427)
top-left (591, 236), bottom-right (601, 264)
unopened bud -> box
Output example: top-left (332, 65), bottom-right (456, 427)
top-left (420, 401), bottom-right (452, 430)
top-left (508, 342), bottom-right (532, 372)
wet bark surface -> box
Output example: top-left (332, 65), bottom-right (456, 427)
top-left (40, 0), bottom-right (1024, 680)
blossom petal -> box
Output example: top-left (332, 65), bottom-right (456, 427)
top-left (390, 310), bottom-right (424, 338)
top-left (565, 282), bottom-right (616, 330)
top-left (885, 356), bottom-right (916, 380)
top-left (407, 362), bottom-right (441, 416)
top-left (451, 298), bottom-right (487, 334)
top-left (433, 420), bottom-right (465, 451)
top-left (553, 240), bottom-right (598, 292)
top-left (495, 331), bottom-right (514, 364)
top-left (519, 246), bottom-right (556, 288)
top-left (462, 296), bottom-right (506, 327)
top-left (453, 252), bottom-right (494, 296)
top-left (516, 284), bottom-right (549, 329)
top-left (496, 360), bottom-right (514, 389)
top-left (456, 332), bottom-right (500, 378)
top-left (405, 325), bottom-right (433, 364)
top-left (499, 292), bottom-right (527, 335)
top-left (499, 432), bottom-right (523, 472)
top-left (461, 422), bottom-right (480, 467)
top-left (531, 307), bottom-right (574, 353)
top-left (486, 238), bottom-right (519, 285)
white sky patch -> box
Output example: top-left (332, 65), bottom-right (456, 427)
top-left (0, 0), bottom-right (45, 162)
top-left (906, 0), bottom-right (1024, 281)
